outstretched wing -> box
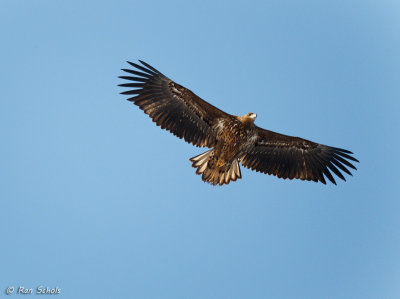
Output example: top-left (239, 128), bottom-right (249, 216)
top-left (241, 127), bottom-right (359, 184)
top-left (119, 60), bottom-right (229, 147)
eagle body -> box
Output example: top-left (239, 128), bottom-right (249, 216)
top-left (119, 60), bottom-right (359, 186)
top-left (192, 114), bottom-right (258, 185)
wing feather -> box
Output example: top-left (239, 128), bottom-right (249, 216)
top-left (119, 60), bottom-right (230, 147)
top-left (241, 127), bottom-right (359, 184)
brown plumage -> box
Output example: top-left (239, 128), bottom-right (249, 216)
top-left (119, 60), bottom-right (359, 186)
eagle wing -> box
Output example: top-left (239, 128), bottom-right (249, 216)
top-left (119, 60), bottom-right (229, 147)
top-left (241, 126), bottom-right (359, 184)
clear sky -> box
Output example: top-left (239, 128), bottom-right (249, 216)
top-left (1, 1), bottom-right (399, 298)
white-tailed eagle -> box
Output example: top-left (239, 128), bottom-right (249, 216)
top-left (119, 60), bottom-right (358, 186)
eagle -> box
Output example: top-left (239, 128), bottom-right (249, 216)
top-left (119, 60), bottom-right (358, 186)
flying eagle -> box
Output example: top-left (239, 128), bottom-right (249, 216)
top-left (119, 60), bottom-right (358, 186)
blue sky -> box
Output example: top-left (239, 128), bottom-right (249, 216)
top-left (1, 1), bottom-right (399, 298)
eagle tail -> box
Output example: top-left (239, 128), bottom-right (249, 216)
top-left (190, 150), bottom-right (242, 186)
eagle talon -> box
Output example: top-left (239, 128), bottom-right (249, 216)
top-left (216, 160), bottom-right (225, 167)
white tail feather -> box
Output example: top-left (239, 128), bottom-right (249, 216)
top-left (190, 150), bottom-right (242, 186)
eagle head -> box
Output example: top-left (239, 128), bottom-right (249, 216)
top-left (245, 112), bottom-right (257, 119)
top-left (237, 112), bottom-right (257, 125)
top-left (243, 112), bottom-right (257, 122)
